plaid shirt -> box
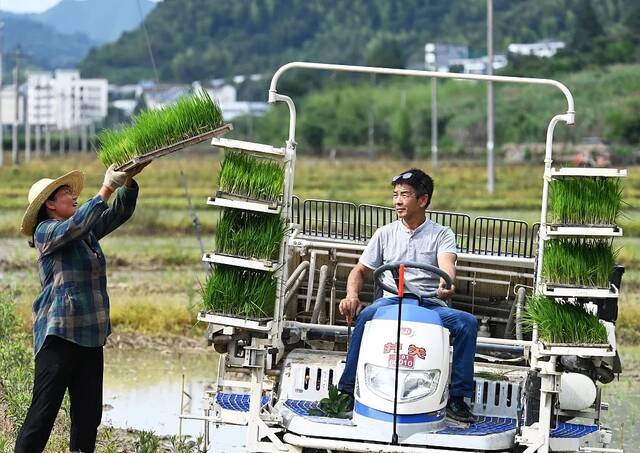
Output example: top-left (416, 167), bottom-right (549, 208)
top-left (31, 182), bottom-right (139, 354)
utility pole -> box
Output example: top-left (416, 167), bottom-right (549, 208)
top-left (24, 86), bottom-right (30, 162)
top-left (59, 93), bottom-right (65, 154)
top-left (45, 80), bottom-right (51, 156)
top-left (367, 73), bottom-right (376, 159)
top-left (12, 46), bottom-right (21, 165)
top-left (486, 0), bottom-right (496, 193)
top-left (81, 122), bottom-right (87, 152)
top-left (35, 122), bottom-right (41, 158)
top-left (0, 19), bottom-right (4, 167)
top-left (89, 121), bottom-right (95, 152)
top-left (425, 43), bottom-right (439, 173)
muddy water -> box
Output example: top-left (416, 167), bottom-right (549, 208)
top-left (102, 348), bottom-right (246, 451)
top-left (599, 346), bottom-right (640, 450)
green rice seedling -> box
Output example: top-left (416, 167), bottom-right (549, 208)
top-left (97, 90), bottom-right (224, 166)
top-left (202, 265), bottom-right (277, 318)
top-left (549, 177), bottom-right (625, 225)
top-left (543, 238), bottom-right (617, 288)
top-left (523, 295), bottom-right (608, 344)
top-left (218, 151), bottom-right (284, 202)
top-left (215, 210), bottom-right (287, 261)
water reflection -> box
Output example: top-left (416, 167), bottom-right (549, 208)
top-left (102, 348), bottom-right (246, 451)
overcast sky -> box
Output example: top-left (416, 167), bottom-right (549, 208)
top-left (0, 0), bottom-right (60, 13)
top-left (0, 0), bottom-right (161, 14)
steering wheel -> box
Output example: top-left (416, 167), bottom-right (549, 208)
top-left (373, 261), bottom-right (453, 305)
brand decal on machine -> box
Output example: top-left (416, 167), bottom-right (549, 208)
top-left (387, 353), bottom-right (415, 369)
top-left (383, 342), bottom-right (402, 353)
top-left (407, 344), bottom-right (426, 360)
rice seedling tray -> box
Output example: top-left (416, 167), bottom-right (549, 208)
top-left (197, 311), bottom-right (273, 332)
top-left (542, 283), bottom-right (619, 299)
top-left (207, 191), bottom-right (282, 214)
top-left (202, 252), bottom-right (279, 272)
top-left (549, 167), bottom-right (627, 178)
top-left (115, 123), bottom-right (233, 171)
top-left (211, 137), bottom-right (285, 157)
top-left (545, 224), bottom-right (622, 237)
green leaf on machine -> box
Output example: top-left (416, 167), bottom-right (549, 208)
top-left (308, 384), bottom-right (352, 419)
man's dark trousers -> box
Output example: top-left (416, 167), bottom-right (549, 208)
top-left (15, 335), bottom-right (103, 453)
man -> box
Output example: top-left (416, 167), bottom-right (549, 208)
top-left (16, 162), bottom-right (147, 452)
top-left (338, 168), bottom-right (477, 423)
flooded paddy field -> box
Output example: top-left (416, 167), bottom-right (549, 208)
top-left (101, 342), bottom-right (639, 451)
top-left (102, 347), bottom-right (246, 451)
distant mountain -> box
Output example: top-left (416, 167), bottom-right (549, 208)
top-left (79, 0), bottom-right (640, 85)
top-left (31, 0), bottom-right (156, 44)
top-left (0, 12), bottom-right (95, 72)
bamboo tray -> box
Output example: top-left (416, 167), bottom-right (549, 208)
top-left (115, 123), bottom-right (233, 171)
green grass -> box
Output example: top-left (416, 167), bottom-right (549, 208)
top-left (218, 151), bottom-right (284, 202)
top-left (0, 292), bottom-right (72, 450)
top-left (97, 90), bottom-right (224, 167)
top-left (549, 177), bottom-right (625, 225)
top-left (216, 210), bottom-right (286, 261)
top-left (543, 239), bottom-right (618, 288)
top-left (202, 265), bottom-right (276, 318)
top-left (524, 295), bottom-right (609, 344)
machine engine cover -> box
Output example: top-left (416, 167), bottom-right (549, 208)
top-left (355, 302), bottom-right (450, 416)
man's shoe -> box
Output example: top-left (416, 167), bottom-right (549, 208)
top-left (339, 391), bottom-right (355, 412)
top-left (446, 397), bottom-right (475, 423)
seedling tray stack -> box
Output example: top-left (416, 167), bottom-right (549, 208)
top-left (533, 165), bottom-right (627, 350)
top-left (199, 138), bottom-right (289, 329)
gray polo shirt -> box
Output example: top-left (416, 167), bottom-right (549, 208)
top-left (360, 219), bottom-right (458, 296)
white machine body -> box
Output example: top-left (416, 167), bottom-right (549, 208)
top-left (558, 372), bottom-right (598, 411)
top-left (353, 301), bottom-right (450, 433)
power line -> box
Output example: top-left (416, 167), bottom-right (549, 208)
top-left (137, 0), bottom-right (159, 84)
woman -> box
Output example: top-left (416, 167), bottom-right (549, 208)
top-left (15, 162), bottom-right (147, 453)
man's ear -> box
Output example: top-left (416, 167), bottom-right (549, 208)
top-left (418, 194), bottom-right (429, 209)
top-left (45, 199), bottom-right (56, 211)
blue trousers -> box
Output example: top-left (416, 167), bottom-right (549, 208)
top-left (338, 296), bottom-right (477, 398)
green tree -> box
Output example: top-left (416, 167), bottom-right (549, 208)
top-left (365, 32), bottom-right (405, 69)
top-left (391, 108), bottom-right (414, 159)
top-left (570, 0), bottom-right (604, 53)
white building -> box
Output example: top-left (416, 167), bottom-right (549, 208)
top-left (193, 80), bottom-right (268, 121)
top-left (425, 43), bottom-right (469, 72)
top-left (508, 41), bottom-right (565, 59)
top-left (26, 70), bottom-right (108, 129)
top-left (141, 84), bottom-right (191, 110)
top-left (0, 85), bottom-right (24, 124)
top-left (448, 55), bottom-right (508, 74)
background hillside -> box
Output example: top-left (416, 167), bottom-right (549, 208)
top-left (79, 0), bottom-right (640, 84)
top-left (30, 0), bottom-right (156, 44)
top-left (0, 0), bottom-right (156, 75)
top-left (0, 12), bottom-right (96, 71)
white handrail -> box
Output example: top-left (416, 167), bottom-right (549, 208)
top-left (268, 61), bottom-right (575, 121)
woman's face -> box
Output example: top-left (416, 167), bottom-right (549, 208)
top-left (45, 185), bottom-right (78, 220)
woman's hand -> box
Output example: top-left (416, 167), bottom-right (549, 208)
top-left (103, 164), bottom-right (128, 191)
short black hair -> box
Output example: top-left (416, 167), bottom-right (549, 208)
top-left (391, 168), bottom-right (434, 207)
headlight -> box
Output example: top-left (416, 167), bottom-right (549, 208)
top-left (364, 363), bottom-right (441, 402)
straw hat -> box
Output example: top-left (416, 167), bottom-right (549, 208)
top-left (20, 170), bottom-right (84, 236)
